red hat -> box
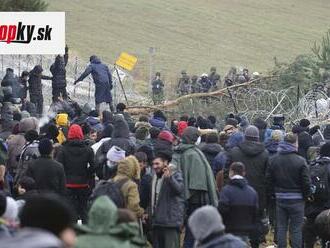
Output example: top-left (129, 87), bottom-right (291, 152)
top-left (158, 130), bottom-right (174, 143)
top-left (68, 124), bottom-right (84, 140)
top-left (177, 121), bottom-right (188, 137)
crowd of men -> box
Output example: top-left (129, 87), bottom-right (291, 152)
top-left (0, 90), bottom-right (329, 248)
top-left (151, 66), bottom-right (255, 105)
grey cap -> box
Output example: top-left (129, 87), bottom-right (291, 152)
top-left (244, 125), bottom-right (259, 141)
top-left (188, 205), bottom-right (225, 242)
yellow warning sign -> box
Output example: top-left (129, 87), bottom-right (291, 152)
top-left (115, 52), bottom-right (138, 71)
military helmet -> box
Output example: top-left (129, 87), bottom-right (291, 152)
top-left (155, 72), bottom-right (161, 76)
top-left (191, 75), bottom-right (198, 80)
top-left (181, 70), bottom-right (187, 75)
top-left (201, 73), bottom-right (208, 78)
top-left (210, 67), bottom-right (216, 72)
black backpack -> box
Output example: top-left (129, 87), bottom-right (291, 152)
top-left (310, 159), bottom-right (330, 202)
top-left (89, 178), bottom-right (128, 208)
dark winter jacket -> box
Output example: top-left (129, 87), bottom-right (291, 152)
top-left (56, 140), bottom-right (95, 187)
top-left (265, 140), bottom-right (280, 157)
top-left (219, 177), bottom-right (258, 236)
top-left (228, 140), bottom-right (269, 211)
top-left (152, 170), bottom-right (185, 228)
top-left (76, 56), bottom-right (112, 104)
top-left (1, 71), bottom-right (20, 99)
top-left (96, 118), bottom-right (135, 168)
top-left (298, 130), bottom-right (313, 159)
top-left (266, 141), bottom-right (311, 200)
top-left (19, 77), bottom-right (28, 99)
top-left (200, 143), bottom-right (223, 166)
top-left (50, 52), bottom-right (68, 89)
top-left (115, 111), bottom-right (135, 132)
top-left (25, 155), bottom-right (66, 195)
top-left (28, 65), bottom-right (52, 98)
top-left (139, 170), bottom-right (152, 209)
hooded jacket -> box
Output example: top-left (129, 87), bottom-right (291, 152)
top-left (75, 196), bottom-right (146, 248)
top-left (50, 52), bottom-right (68, 89)
top-left (172, 144), bottom-right (218, 207)
top-left (28, 65), bottom-right (52, 98)
top-left (200, 143), bottom-right (223, 166)
top-left (56, 129), bottom-right (95, 187)
top-left (76, 56), bottom-right (112, 104)
top-left (113, 156), bottom-right (144, 218)
top-left (266, 141), bottom-right (311, 200)
top-left (219, 177), bottom-right (258, 236)
top-left (228, 140), bottom-right (269, 211)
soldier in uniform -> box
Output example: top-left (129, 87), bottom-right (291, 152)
top-left (208, 67), bottom-right (221, 90)
top-left (190, 75), bottom-right (200, 93)
top-left (177, 70), bottom-right (191, 96)
top-left (151, 72), bottom-right (165, 104)
top-left (243, 68), bottom-right (251, 82)
top-left (198, 73), bottom-right (212, 93)
top-left (225, 66), bottom-right (238, 84)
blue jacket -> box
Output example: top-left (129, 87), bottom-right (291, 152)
top-left (219, 178), bottom-right (258, 236)
top-left (77, 56), bottom-right (113, 104)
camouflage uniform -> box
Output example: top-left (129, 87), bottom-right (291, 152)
top-left (152, 72), bottom-right (165, 104)
top-left (190, 75), bottom-right (200, 93)
top-left (208, 67), bottom-right (221, 90)
top-left (198, 74), bottom-right (212, 93)
top-left (177, 70), bottom-right (191, 96)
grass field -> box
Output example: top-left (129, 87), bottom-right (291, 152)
top-left (48, 0), bottom-right (330, 83)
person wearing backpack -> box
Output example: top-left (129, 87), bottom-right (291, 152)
top-left (304, 142), bottom-right (330, 248)
top-left (266, 133), bottom-right (312, 248)
top-left (112, 155), bottom-right (144, 219)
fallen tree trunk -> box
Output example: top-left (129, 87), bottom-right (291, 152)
top-left (127, 77), bottom-right (262, 115)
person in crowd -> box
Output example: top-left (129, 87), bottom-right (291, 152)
top-left (200, 132), bottom-right (223, 166)
top-left (208, 67), bottom-right (221, 90)
top-left (134, 115), bottom-right (152, 132)
top-left (304, 142), bottom-right (330, 248)
top-left (112, 155), bottom-right (144, 219)
top-left (292, 118), bottom-right (313, 159)
top-left (56, 124), bottom-right (95, 223)
top-left (149, 110), bottom-right (167, 130)
top-left (28, 65), bottom-right (52, 116)
top-left (177, 115), bottom-right (188, 137)
top-left (177, 70), bottom-right (191, 96)
top-left (16, 176), bottom-right (38, 201)
top-left (75, 196), bottom-right (145, 248)
top-left (115, 103), bottom-right (135, 131)
top-left (151, 151), bottom-right (184, 248)
top-left (74, 55), bottom-right (114, 114)
top-left (198, 73), bottom-right (212, 93)
top-left (135, 126), bottom-right (149, 149)
top-left (227, 125), bottom-right (269, 248)
top-left (25, 138), bottom-right (65, 196)
top-left (172, 126), bottom-right (218, 247)
top-left (0, 194), bottom-right (76, 248)
top-left (50, 45), bottom-right (69, 102)
top-left (266, 133), bottom-right (311, 248)
top-left (18, 71), bottom-right (29, 102)
top-left (188, 205), bottom-right (247, 248)
top-left (219, 162), bottom-right (258, 242)
top-left (154, 130), bottom-right (175, 154)
top-left (55, 113), bottom-right (69, 144)
top-left (265, 129), bottom-right (283, 157)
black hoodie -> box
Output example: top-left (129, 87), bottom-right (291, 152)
top-left (228, 140), bottom-right (269, 211)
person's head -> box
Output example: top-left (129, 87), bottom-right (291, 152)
top-left (205, 132), bottom-right (219, 144)
top-left (18, 176), bottom-right (36, 195)
top-left (24, 129), bottom-right (39, 142)
top-left (210, 66), bottom-right (216, 73)
top-left (180, 115), bottom-right (189, 122)
top-left (20, 194), bottom-right (75, 243)
top-left (117, 155), bottom-right (140, 180)
top-left (13, 111), bottom-right (22, 122)
top-left (152, 151), bottom-right (172, 176)
top-left (244, 125), bottom-right (260, 142)
top-left (138, 115), bottom-right (149, 123)
top-left (107, 145), bottom-right (126, 165)
top-left (155, 72), bottom-right (161, 79)
top-left (229, 162), bottom-right (246, 178)
top-left (320, 142), bottom-right (330, 157)
top-left (284, 132), bottom-right (298, 147)
top-left (271, 130), bottom-right (283, 142)
top-left (208, 115), bottom-right (216, 125)
top-left (21, 70), bottom-right (29, 80)
top-left (223, 125), bottom-right (236, 136)
top-left (135, 126), bottom-right (149, 141)
top-left (116, 103), bottom-right (126, 112)
top-left (134, 151), bottom-right (148, 171)
top-left (68, 124), bottom-right (84, 140)
top-left (38, 138), bottom-right (53, 156)
top-left (187, 117), bottom-right (196, 127)
top-left (188, 206), bottom-right (225, 244)
top-left (88, 129), bottom-right (98, 141)
top-left (56, 113), bottom-right (69, 127)
top-left (182, 127), bottom-right (200, 144)
top-left (153, 110), bottom-right (167, 121)
top-left (101, 110), bottom-right (113, 124)
top-left (149, 127), bottom-right (160, 139)
top-left (6, 68), bottom-right (14, 74)
top-left (158, 130), bottom-right (174, 144)
top-left (299, 118), bottom-right (310, 128)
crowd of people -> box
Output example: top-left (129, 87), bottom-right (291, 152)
top-left (0, 94), bottom-right (329, 248)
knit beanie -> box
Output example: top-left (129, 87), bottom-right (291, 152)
top-left (320, 142), bottom-right (330, 157)
top-left (253, 117), bottom-right (267, 130)
top-left (158, 130), bottom-right (174, 143)
top-left (20, 194), bottom-right (75, 237)
top-left (135, 126), bottom-right (149, 140)
top-left (106, 146), bottom-right (126, 163)
top-left (25, 129), bottom-right (39, 142)
top-left (177, 121), bottom-right (188, 137)
top-left (56, 113), bottom-right (69, 127)
top-left (0, 192), bottom-right (6, 217)
top-left (244, 125), bottom-right (259, 141)
top-left (68, 124), bottom-right (84, 140)
top-left (225, 118), bottom-right (238, 127)
top-left (188, 206), bottom-right (225, 242)
top-left (38, 138), bottom-right (53, 156)
top-left (181, 127), bottom-right (200, 144)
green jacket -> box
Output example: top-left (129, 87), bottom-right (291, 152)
top-left (75, 196), bottom-right (146, 248)
top-left (172, 144), bottom-right (218, 207)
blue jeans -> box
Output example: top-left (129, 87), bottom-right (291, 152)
top-left (276, 199), bottom-right (305, 248)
